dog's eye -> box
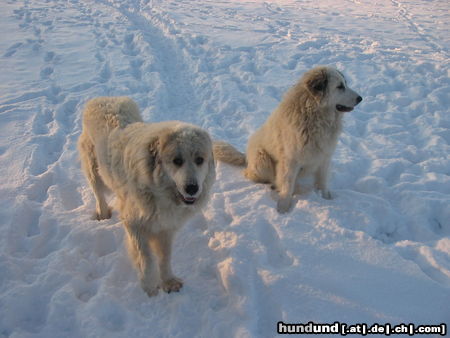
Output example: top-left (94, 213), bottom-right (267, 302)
top-left (337, 83), bottom-right (345, 90)
top-left (173, 157), bottom-right (184, 167)
top-left (195, 157), bottom-right (204, 166)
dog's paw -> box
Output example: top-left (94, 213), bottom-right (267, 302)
top-left (161, 277), bottom-right (183, 293)
top-left (277, 196), bottom-right (293, 214)
top-left (140, 272), bottom-right (161, 297)
top-left (142, 285), bottom-right (159, 297)
top-left (141, 281), bottom-right (160, 297)
top-left (93, 208), bottom-right (112, 221)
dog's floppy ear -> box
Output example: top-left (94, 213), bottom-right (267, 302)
top-left (207, 150), bottom-right (216, 185)
top-left (148, 137), bottom-right (160, 171)
top-left (200, 148), bottom-right (216, 203)
top-left (306, 69), bottom-right (328, 95)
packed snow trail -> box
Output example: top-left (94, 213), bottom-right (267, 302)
top-left (0, 0), bottom-right (449, 337)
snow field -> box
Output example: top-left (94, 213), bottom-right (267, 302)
top-left (0, 0), bottom-right (449, 337)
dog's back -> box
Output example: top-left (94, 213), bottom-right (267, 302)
top-left (78, 97), bottom-right (144, 220)
top-left (82, 96), bottom-right (143, 143)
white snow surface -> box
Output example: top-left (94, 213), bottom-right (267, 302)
top-left (1, 0), bottom-right (449, 337)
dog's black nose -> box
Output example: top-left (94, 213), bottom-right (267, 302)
top-left (356, 96), bottom-right (363, 104)
top-left (185, 184), bottom-right (199, 196)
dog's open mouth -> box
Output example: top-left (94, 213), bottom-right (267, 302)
top-left (179, 193), bottom-right (197, 205)
top-left (336, 104), bottom-right (354, 113)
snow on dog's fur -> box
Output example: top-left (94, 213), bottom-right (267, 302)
top-left (213, 66), bottom-right (362, 213)
top-left (78, 97), bottom-right (215, 296)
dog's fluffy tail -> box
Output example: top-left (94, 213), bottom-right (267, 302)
top-left (213, 141), bottom-right (246, 167)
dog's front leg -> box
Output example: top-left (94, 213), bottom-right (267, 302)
top-left (315, 158), bottom-right (332, 199)
top-left (150, 230), bottom-right (183, 293)
top-left (276, 158), bottom-right (301, 213)
top-left (124, 222), bottom-right (160, 297)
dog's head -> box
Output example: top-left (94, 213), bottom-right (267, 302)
top-left (304, 66), bottom-right (362, 113)
top-left (148, 124), bottom-right (216, 207)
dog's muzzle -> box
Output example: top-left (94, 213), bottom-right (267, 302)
top-left (336, 96), bottom-right (362, 113)
top-left (179, 183), bottom-right (199, 205)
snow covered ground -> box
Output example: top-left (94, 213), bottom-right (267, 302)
top-left (0, 0), bottom-right (449, 336)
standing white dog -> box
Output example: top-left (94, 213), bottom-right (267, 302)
top-left (78, 97), bottom-right (215, 296)
top-left (214, 66), bottom-right (362, 213)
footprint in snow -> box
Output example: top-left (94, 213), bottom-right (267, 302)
top-left (31, 108), bottom-right (52, 135)
top-left (130, 57), bottom-right (144, 80)
top-left (28, 135), bottom-right (64, 176)
top-left (123, 33), bottom-right (139, 57)
top-left (71, 277), bottom-right (99, 303)
top-left (44, 51), bottom-right (55, 62)
top-left (26, 171), bottom-right (54, 202)
top-left (3, 42), bottom-right (23, 57)
top-left (58, 179), bottom-right (83, 211)
top-left (40, 66), bottom-right (54, 79)
top-left (257, 220), bottom-right (293, 268)
top-left (7, 197), bottom-right (42, 256)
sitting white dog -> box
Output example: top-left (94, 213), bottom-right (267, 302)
top-left (214, 66), bottom-right (362, 213)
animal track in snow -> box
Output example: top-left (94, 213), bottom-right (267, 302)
top-left (31, 107), bottom-right (53, 135)
top-left (26, 171), bottom-right (54, 202)
top-left (28, 135), bottom-right (64, 176)
top-left (391, 0), bottom-right (449, 58)
top-left (396, 242), bottom-right (450, 287)
top-left (123, 33), bottom-right (139, 57)
top-left (3, 42), bottom-right (24, 57)
top-left (58, 179), bottom-right (83, 211)
top-left (40, 66), bottom-right (54, 79)
top-left (2, 0), bottom-right (450, 335)
top-left (257, 220), bottom-right (293, 268)
top-left (71, 277), bottom-right (98, 303)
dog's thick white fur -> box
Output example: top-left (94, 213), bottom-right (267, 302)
top-left (214, 66), bottom-right (362, 213)
top-left (78, 97), bottom-right (215, 296)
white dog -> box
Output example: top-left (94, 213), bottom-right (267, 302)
top-left (214, 66), bottom-right (362, 213)
top-left (78, 97), bottom-right (215, 296)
